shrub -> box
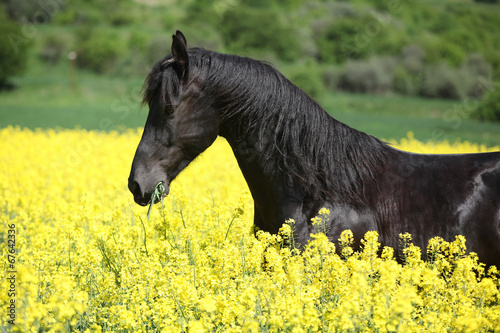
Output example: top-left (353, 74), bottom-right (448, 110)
top-left (391, 45), bottom-right (426, 96)
top-left (464, 53), bottom-right (493, 79)
top-left (317, 10), bottom-right (408, 65)
top-left (471, 86), bottom-right (500, 122)
top-left (2, 0), bottom-right (58, 23)
top-left (368, 26), bottom-right (409, 58)
top-left (392, 65), bottom-right (421, 96)
top-left (442, 28), bottom-right (482, 55)
top-left (54, 4), bottom-right (104, 25)
top-left (0, 12), bottom-right (31, 88)
top-left (400, 44), bottom-right (425, 74)
top-left (420, 63), bottom-right (467, 100)
top-left (40, 31), bottom-right (71, 65)
top-left (147, 35), bottom-right (171, 64)
top-left (317, 16), bottom-right (370, 63)
top-left (462, 53), bottom-right (493, 98)
top-left (422, 38), bottom-right (466, 68)
top-left (391, 53), bottom-right (493, 100)
top-left (110, 11), bottom-right (135, 26)
top-left (108, 3), bottom-right (138, 27)
top-left (184, 0), bottom-right (223, 30)
top-left (221, 6), bottom-right (300, 62)
top-left (338, 57), bottom-right (396, 94)
top-left (322, 66), bottom-right (342, 92)
top-left (287, 65), bottom-right (325, 99)
top-left (76, 29), bottom-right (126, 74)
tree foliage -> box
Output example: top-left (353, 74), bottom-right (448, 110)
top-left (75, 29), bottom-right (127, 74)
top-left (0, 11), bottom-right (31, 87)
top-left (472, 87), bottom-right (500, 122)
top-left (220, 5), bottom-right (301, 62)
top-left (3, 0), bottom-right (500, 108)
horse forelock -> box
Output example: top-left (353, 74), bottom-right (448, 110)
top-left (142, 48), bottom-right (210, 108)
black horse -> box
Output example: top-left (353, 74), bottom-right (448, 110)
top-left (129, 31), bottom-right (500, 267)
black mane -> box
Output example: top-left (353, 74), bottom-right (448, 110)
top-left (143, 48), bottom-right (390, 204)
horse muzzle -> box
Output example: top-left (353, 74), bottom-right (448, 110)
top-left (128, 177), bottom-right (170, 206)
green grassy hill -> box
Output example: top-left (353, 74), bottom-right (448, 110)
top-left (1, 0), bottom-right (500, 145)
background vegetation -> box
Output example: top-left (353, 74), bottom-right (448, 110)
top-left (1, 0), bottom-right (500, 140)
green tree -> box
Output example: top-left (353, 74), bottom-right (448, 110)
top-left (471, 86), bottom-right (500, 122)
top-left (221, 6), bottom-right (300, 62)
top-left (317, 18), bottom-right (369, 63)
top-left (76, 29), bottom-right (126, 74)
top-left (1, 0), bottom-right (59, 23)
top-left (0, 11), bottom-right (31, 88)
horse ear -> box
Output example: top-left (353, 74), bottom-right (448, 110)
top-left (172, 30), bottom-right (189, 80)
top-left (175, 30), bottom-right (187, 48)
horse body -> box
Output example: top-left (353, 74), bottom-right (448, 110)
top-left (225, 101), bottom-right (500, 264)
top-left (129, 31), bottom-right (500, 266)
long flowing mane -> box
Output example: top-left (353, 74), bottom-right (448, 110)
top-left (143, 48), bottom-right (391, 205)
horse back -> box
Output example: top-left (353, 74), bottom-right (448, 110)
top-left (375, 149), bottom-right (500, 266)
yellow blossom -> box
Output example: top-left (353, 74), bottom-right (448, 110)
top-left (0, 127), bottom-right (499, 332)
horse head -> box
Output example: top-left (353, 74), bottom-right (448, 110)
top-left (128, 31), bottom-right (220, 205)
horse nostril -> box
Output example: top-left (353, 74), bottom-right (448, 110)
top-left (128, 179), bottom-right (141, 196)
top-left (128, 178), bottom-right (151, 206)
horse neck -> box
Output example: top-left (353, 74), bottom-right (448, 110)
top-left (205, 55), bottom-right (389, 205)
top-left (217, 91), bottom-right (389, 207)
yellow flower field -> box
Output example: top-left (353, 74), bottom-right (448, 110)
top-left (1, 126), bottom-right (499, 332)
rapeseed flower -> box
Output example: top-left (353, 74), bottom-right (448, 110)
top-left (0, 127), bottom-right (499, 332)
